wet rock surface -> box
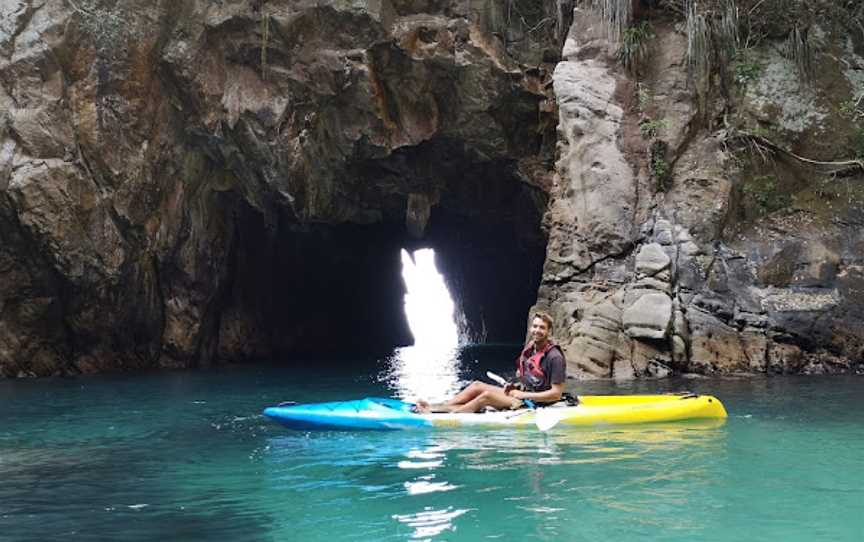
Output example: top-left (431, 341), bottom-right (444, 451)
top-left (535, 4), bottom-right (864, 378)
top-left (0, 0), bottom-right (562, 376)
top-left (2, 1), bottom-right (863, 379)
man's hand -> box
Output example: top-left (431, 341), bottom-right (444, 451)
top-left (507, 389), bottom-right (527, 400)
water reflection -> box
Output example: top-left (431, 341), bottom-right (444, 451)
top-left (260, 421), bottom-right (731, 540)
top-left (392, 506), bottom-right (471, 539)
top-left (403, 475), bottom-right (459, 495)
top-left (385, 345), bottom-right (462, 403)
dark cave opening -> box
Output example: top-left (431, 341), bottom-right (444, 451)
top-left (423, 199), bottom-right (547, 344)
top-left (219, 143), bottom-right (549, 362)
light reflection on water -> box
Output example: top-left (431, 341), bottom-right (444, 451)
top-left (395, 247), bottom-right (464, 404)
top-left (384, 345), bottom-right (463, 404)
top-left (263, 421), bottom-right (729, 540)
top-left (3, 361), bottom-right (863, 541)
top-left (392, 506), bottom-right (472, 539)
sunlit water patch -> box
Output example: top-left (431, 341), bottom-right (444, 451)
top-left (1, 352), bottom-right (862, 541)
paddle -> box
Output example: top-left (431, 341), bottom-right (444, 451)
top-left (486, 371), bottom-right (508, 386)
top-left (486, 371), bottom-right (562, 432)
top-left (534, 407), bottom-right (563, 432)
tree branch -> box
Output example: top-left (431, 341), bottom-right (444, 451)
top-left (732, 132), bottom-right (864, 174)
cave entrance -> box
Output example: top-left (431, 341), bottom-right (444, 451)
top-left (218, 141), bottom-right (549, 366)
top-left (400, 248), bottom-right (458, 348)
top-left (389, 248), bottom-right (461, 402)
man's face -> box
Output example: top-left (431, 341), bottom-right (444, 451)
top-left (530, 317), bottom-right (550, 344)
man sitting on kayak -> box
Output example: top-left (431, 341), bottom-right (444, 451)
top-left (415, 311), bottom-right (566, 413)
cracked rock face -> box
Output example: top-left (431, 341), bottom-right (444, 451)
top-left (3, 1), bottom-right (863, 380)
top-left (0, 0), bottom-right (561, 376)
top-left (535, 6), bottom-right (864, 379)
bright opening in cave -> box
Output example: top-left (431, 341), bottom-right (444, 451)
top-left (389, 248), bottom-right (461, 403)
top-left (400, 248), bottom-right (459, 348)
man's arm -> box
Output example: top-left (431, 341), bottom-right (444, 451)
top-left (508, 382), bottom-right (564, 403)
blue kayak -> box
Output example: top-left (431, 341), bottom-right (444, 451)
top-left (262, 394), bottom-right (728, 431)
top-left (263, 398), bottom-right (431, 431)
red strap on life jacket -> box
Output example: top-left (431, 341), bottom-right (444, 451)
top-left (516, 340), bottom-right (555, 380)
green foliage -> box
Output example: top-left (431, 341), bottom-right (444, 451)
top-left (839, 95), bottom-right (864, 159)
top-left (650, 140), bottom-right (672, 192)
top-left (483, 0), bottom-right (563, 54)
top-left (640, 118), bottom-right (666, 139)
top-left (839, 95), bottom-right (864, 122)
top-left (618, 21), bottom-right (655, 73)
top-left (636, 82), bottom-right (652, 111)
top-left (784, 26), bottom-right (813, 80)
top-left (686, 0), bottom-right (738, 87)
top-left (742, 175), bottom-right (792, 213)
top-left (749, 124), bottom-right (778, 140)
top-left (733, 50), bottom-right (762, 86)
top-left (593, 0), bottom-right (635, 42)
top-left (853, 127), bottom-right (864, 160)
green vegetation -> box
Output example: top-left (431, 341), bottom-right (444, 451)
top-left (685, 0), bottom-right (739, 88)
top-left (639, 118), bottom-right (666, 139)
top-left (637, 82), bottom-right (652, 111)
top-left (646, 1), bottom-right (864, 100)
top-left (483, 0), bottom-right (564, 54)
top-left (619, 21), bottom-right (655, 74)
top-left (588, 1), bottom-right (657, 73)
top-left (839, 95), bottom-right (864, 122)
top-left (593, 0), bottom-right (635, 42)
top-left (784, 26), bottom-right (813, 80)
top-left (650, 140), bottom-right (672, 192)
top-left (742, 175), bottom-right (792, 213)
top-left (838, 96), bottom-right (864, 159)
top-left (748, 123), bottom-right (782, 141)
top-left (853, 127), bottom-right (864, 161)
top-left (733, 50), bottom-right (762, 86)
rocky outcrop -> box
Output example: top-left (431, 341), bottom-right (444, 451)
top-left (0, 0), bottom-right (564, 376)
top-left (535, 2), bottom-right (864, 378)
top-left (3, 1), bottom-right (863, 379)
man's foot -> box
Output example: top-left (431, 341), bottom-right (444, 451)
top-left (413, 400), bottom-right (432, 413)
top-left (412, 400), bottom-right (458, 413)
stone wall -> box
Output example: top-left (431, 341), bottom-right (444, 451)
top-left (535, 2), bottom-right (864, 378)
top-left (0, 0), bottom-right (559, 376)
top-left (2, 0), bottom-right (863, 378)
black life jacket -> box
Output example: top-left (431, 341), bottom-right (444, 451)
top-left (516, 340), bottom-right (557, 391)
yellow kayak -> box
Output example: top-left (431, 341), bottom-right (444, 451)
top-left (428, 394), bottom-right (727, 430)
top-left (264, 394), bottom-right (728, 431)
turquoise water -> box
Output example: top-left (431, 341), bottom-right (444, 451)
top-left (1, 345), bottom-right (862, 541)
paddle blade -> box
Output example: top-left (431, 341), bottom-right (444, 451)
top-left (535, 408), bottom-right (563, 432)
top-left (486, 371), bottom-right (508, 386)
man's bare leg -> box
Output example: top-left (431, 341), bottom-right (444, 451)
top-left (444, 382), bottom-right (500, 405)
top-left (415, 382), bottom-right (507, 413)
top-left (452, 389), bottom-right (521, 413)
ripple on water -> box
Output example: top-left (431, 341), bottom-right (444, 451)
top-left (392, 506), bottom-right (473, 539)
top-left (1, 365), bottom-right (863, 541)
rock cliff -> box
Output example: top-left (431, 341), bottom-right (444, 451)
top-left (2, 0), bottom-right (863, 378)
top-left (0, 0), bottom-right (560, 376)
top-left (536, 0), bottom-right (864, 378)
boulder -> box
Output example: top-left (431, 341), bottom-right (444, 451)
top-left (623, 293), bottom-right (672, 340)
top-left (635, 243), bottom-right (671, 277)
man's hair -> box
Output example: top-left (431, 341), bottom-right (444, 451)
top-left (532, 311), bottom-right (554, 331)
